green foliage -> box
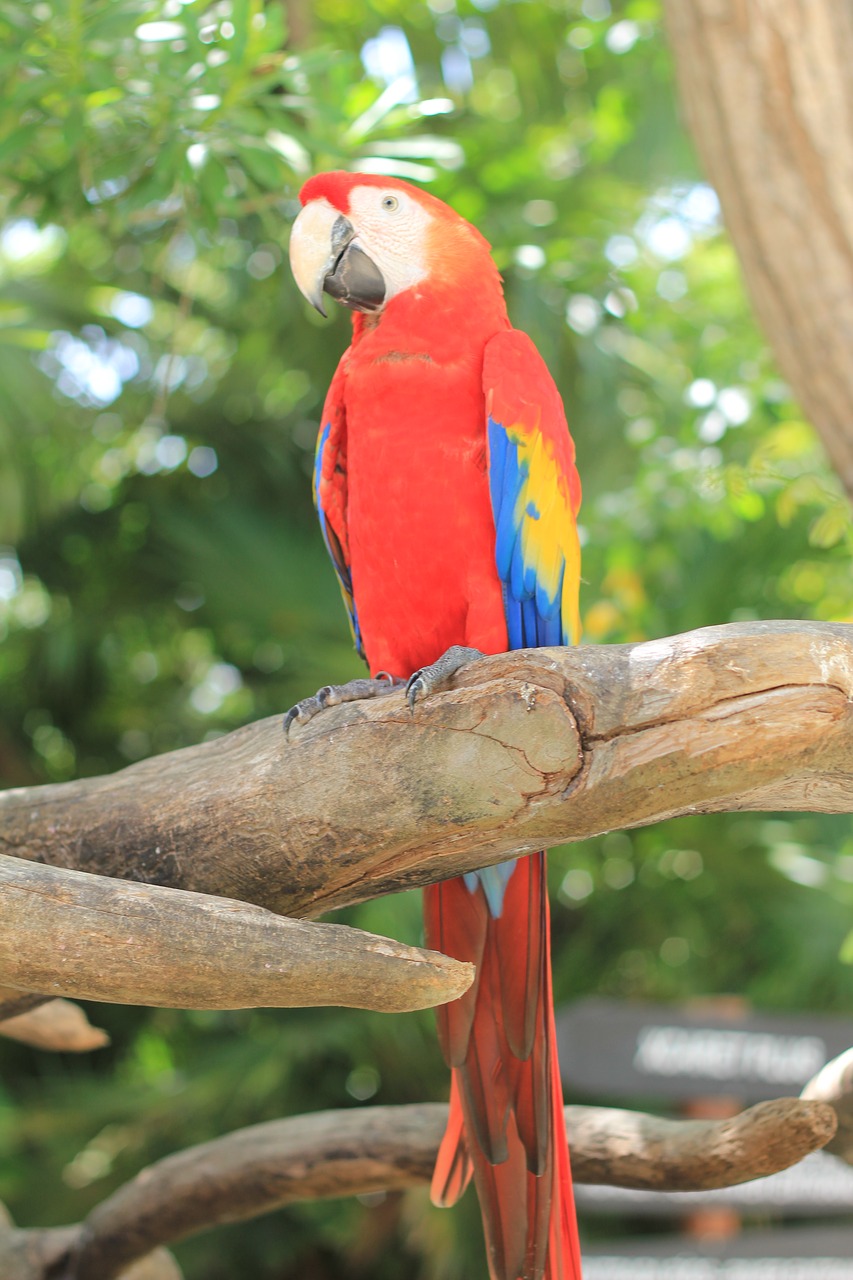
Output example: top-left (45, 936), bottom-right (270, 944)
top-left (1, 1), bottom-right (852, 1276)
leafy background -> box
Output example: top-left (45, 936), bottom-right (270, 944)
top-left (1, 0), bottom-right (852, 1275)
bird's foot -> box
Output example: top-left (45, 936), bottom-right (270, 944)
top-left (406, 646), bottom-right (485, 711)
top-left (284, 673), bottom-right (403, 736)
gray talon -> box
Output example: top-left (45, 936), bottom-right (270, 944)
top-left (283, 674), bottom-right (405, 737)
top-left (405, 646), bottom-right (484, 712)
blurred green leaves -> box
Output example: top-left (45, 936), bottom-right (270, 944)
top-left (0, 0), bottom-right (307, 230)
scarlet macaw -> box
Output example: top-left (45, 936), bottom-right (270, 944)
top-left (288, 171), bottom-right (583, 1280)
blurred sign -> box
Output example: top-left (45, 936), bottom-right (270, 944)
top-left (583, 1225), bottom-right (853, 1277)
top-left (576, 1150), bottom-right (853, 1217)
top-left (557, 998), bottom-right (853, 1101)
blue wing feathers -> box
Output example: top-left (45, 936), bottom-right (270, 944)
top-left (504, 587), bottom-right (523, 651)
top-left (542, 612), bottom-right (561, 648)
top-left (522, 597), bottom-right (539, 648)
top-left (536, 559), bottom-right (564, 622)
top-left (510, 536), bottom-right (527, 603)
top-left (489, 412), bottom-right (564, 629)
top-left (315, 417), bottom-right (364, 659)
top-left (493, 435), bottom-right (522, 580)
top-left (314, 421), bottom-right (330, 521)
top-left (478, 861), bottom-right (519, 918)
top-left (487, 418), bottom-right (507, 510)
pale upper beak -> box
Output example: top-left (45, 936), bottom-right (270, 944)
top-left (289, 200), bottom-right (386, 317)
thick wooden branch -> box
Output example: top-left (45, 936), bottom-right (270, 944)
top-left (663, 0), bottom-right (853, 499)
top-left (0, 855), bottom-right (471, 1017)
top-left (0, 623), bottom-right (850, 921)
top-left (63, 1097), bottom-right (835, 1280)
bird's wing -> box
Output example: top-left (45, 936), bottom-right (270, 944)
top-left (484, 327), bottom-right (582, 651)
top-left (313, 351), bottom-right (364, 660)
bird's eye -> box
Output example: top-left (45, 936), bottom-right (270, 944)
top-left (381, 194), bottom-right (400, 212)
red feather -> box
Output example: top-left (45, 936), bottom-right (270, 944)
top-left (431, 1075), bottom-right (473, 1207)
top-left (425, 859), bottom-right (580, 1280)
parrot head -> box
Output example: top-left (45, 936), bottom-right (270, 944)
top-left (289, 171), bottom-right (495, 317)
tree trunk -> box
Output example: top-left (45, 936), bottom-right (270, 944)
top-left (663, 0), bottom-right (853, 500)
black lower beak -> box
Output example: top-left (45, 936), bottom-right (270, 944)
top-left (323, 216), bottom-right (386, 313)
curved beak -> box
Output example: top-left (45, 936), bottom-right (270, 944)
top-left (289, 200), bottom-right (385, 317)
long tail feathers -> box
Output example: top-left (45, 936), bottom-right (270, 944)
top-left (424, 853), bottom-right (582, 1280)
top-left (431, 1075), bottom-right (473, 1207)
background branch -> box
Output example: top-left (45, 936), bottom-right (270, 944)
top-left (0, 622), bottom-right (851, 920)
top-left (0, 999), bottom-right (109, 1053)
top-left (65, 1096), bottom-right (837, 1280)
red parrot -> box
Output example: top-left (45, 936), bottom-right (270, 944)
top-left (288, 171), bottom-right (583, 1280)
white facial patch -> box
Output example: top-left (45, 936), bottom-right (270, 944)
top-left (289, 196), bottom-right (340, 312)
top-left (346, 186), bottom-right (431, 302)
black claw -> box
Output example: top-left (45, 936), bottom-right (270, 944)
top-left (283, 689), bottom-right (327, 736)
top-left (316, 685), bottom-right (333, 708)
top-left (406, 673), bottom-right (425, 712)
top-left (283, 703), bottom-right (307, 736)
top-left (283, 699), bottom-right (309, 736)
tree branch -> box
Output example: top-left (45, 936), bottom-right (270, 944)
top-left (0, 855), bottom-right (471, 1016)
top-left (0, 999), bottom-right (109, 1053)
top-left (63, 1097), bottom-right (836, 1280)
top-left (0, 623), bottom-right (850, 920)
top-left (663, 0), bottom-right (853, 500)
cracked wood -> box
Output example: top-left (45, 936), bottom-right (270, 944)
top-left (0, 622), bottom-right (850, 925)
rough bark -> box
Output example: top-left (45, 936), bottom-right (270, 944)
top-left (64, 1097), bottom-right (836, 1280)
top-left (0, 855), bottom-right (471, 1016)
top-left (663, 0), bottom-right (853, 500)
top-left (0, 623), bottom-right (851, 923)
